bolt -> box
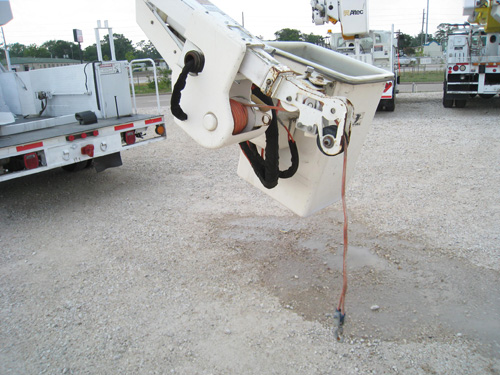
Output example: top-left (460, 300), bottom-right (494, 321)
top-left (286, 96), bottom-right (292, 102)
top-left (331, 108), bottom-right (336, 114)
top-left (266, 79), bottom-right (273, 86)
top-left (262, 114), bottom-right (271, 125)
top-left (322, 135), bottom-right (335, 149)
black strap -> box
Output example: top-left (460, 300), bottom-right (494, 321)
top-left (239, 87), bottom-right (299, 189)
top-left (171, 60), bottom-right (196, 121)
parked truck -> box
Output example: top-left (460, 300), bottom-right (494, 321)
top-left (442, 0), bottom-right (500, 108)
top-left (328, 28), bottom-right (398, 111)
top-left (0, 8), bottom-right (166, 182)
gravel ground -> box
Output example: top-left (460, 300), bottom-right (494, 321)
top-left (0, 92), bottom-right (499, 374)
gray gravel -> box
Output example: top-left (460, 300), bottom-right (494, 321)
top-left (1, 92), bottom-right (499, 374)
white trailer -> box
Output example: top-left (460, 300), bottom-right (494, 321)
top-left (0, 16), bottom-right (166, 182)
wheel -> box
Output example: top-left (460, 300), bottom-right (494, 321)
top-left (455, 99), bottom-right (466, 108)
top-left (443, 96), bottom-right (454, 108)
top-left (443, 83), bottom-right (453, 108)
top-left (61, 160), bottom-right (92, 172)
top-left (384, 96), bottom-right (395, 112)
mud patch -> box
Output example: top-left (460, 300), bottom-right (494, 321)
top-left (212, 213), bottom-right (500, 358)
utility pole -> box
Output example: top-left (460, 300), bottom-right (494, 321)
top-left (421, 9), bottom-right (425, 46)
top-left (425, 0), bottom-right (430, 44)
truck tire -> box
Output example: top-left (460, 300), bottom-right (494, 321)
top-left (384, 96), bottom-right (395, 112)
top-left (443, 82), bottom-right (453, 108)
top-left (443, 96), bottom-right (454, 108)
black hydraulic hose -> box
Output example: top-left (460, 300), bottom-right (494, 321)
top-left (92, 61), bottom-right (101, 111)
top-left (171, 60), bottom-right (196, 121)
top-left (239, 86), bottom-right (299, 189)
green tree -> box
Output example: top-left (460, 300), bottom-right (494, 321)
top-left (83, 44), bottom-right (98, 62)
top-left (83, 33), bottom-right (135, 61)
top-left (103, 33), bottom-right (135, 61)
top-left (303, 33), bottom-right (325, 46)
top-left (23, 44), bottom-right (50, 58)
top-left (275, 28), bottom-right (302, 41)
top-left (7, 42), bottom-right (25, 57)
top-left (435, 23), bottom-right (454, 46)
top-left (41, 40), bottom-right (80, 59)
top-left (135, 40), bottom-right (161, 59)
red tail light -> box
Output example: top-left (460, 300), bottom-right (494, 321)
top-left (81, 145), bottom-right (95, 157)
top-left (124, 131), bottom-right (136, 145)
top-left (24, 153), bottom-right (39, 170)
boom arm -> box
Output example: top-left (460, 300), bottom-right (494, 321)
top-left (137, 0), bottom-right (350, 155)
top-left (464, 0), bottom-right (500, 33)
top-left (311, 0), bottom-right (369, 36)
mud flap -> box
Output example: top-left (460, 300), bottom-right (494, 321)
top-left (93, 152), bottom-right (122, 173)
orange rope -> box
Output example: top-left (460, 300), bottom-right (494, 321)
top-left (337, 135), bottom-right (348, 315)
top-left (230, 99), bottom-right (249, 135)
top-left (234, 99), bottom-right (287, 113)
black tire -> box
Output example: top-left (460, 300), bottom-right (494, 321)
top-left (443, 96), bottom-right (454, 108)
top-left (384, 96), bottom-right (396, 112)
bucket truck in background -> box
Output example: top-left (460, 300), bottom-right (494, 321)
top-left (0, 6), bottom-right (166, 182)
top-left (136, 0), bottom-right (393, 217)
top-left (311, 0), bottom-right (398, 111)
top-left (442, 0), bottom-right (500, 108)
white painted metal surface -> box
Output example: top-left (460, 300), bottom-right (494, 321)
top-left (137, 0), bottom-right (391, 215)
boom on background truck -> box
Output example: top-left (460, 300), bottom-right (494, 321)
top-left (0, 9), bottom-right (166, 182)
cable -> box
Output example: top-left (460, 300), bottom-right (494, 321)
top-left (333, 134), bottom-right (349, 341)
top-left (230, 99), bottom-right (248, 135)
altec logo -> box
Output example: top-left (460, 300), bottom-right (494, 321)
top-left (344, 9), bottom-right (364, 16)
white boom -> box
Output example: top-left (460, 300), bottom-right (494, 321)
top-left (136, 0), bottom-right (392, 216)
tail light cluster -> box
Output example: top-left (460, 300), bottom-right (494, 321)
top-left (66, 130), bottom-right (99, 142)
top-left (449, 65), bottom-right (467, 72)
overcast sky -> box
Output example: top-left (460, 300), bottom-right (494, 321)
top-left (2, 0), bottom-right (467, 48)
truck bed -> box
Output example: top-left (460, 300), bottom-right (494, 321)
top-left (0, 114), bottom-right (154, 149)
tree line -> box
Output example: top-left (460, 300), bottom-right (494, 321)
top-left (274, 27), bottom-right (446, 56)
top-left (5, 34), bottom-right (161, 61)
top-left (4, 26), bottom-right (448, 62)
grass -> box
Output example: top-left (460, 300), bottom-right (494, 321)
top-left (131, 68), bottom-right (446, 94)
top-left (398, 69), bottom-right (445, 83)
top-left (132, 83), bottom-right (171, 95)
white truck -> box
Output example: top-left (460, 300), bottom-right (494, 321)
top-left (442, 0), bottom-right (500, 108)
top-left (0, 8), bottom-right (166, 182)
top-left (328, 29), bottom-right (398, 111)
top-left (311, 0), bottom-right (397, 111)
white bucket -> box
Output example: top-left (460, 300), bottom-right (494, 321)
top-left (238, 42), bottom-right (393, 217)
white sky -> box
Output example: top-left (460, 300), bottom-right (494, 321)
top-left (2, 0), bottom-right (467, 48)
